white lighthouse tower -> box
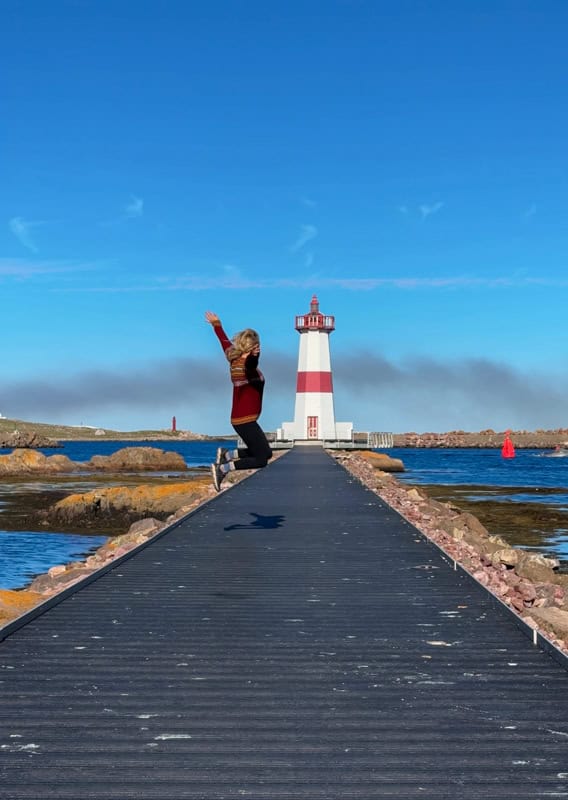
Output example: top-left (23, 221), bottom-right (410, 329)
top-left (278, 295), bottom-right (353, 443)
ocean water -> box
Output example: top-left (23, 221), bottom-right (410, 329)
top-left (391, 447), bottom-right (568, 564)
top-left (390, 447), bottom-right (568, 492)
top-left (35, 438), bottom-right (237, 468)
top-left (0, 531), bottom-right (107, 592)
top-left (1, 442), bottom-right (567, 590)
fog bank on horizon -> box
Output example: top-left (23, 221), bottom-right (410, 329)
top-left (1, 351), bottom-right (566, 433)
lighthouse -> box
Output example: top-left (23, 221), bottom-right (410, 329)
top-left (278, 295), bottom-right (353, 442)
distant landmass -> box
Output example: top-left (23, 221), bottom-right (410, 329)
top-left (391, 429), bottom-right (568, 449)
top-left (0, 417), bottom-right (230, 445)
top-left (1, 417), bottom-right (567, 449)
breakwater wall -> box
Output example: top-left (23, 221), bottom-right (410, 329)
top-left (393, 429), bottom-right (568, 448)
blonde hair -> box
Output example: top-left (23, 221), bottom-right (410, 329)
top-left (226, 328), bottom-right (260, 362)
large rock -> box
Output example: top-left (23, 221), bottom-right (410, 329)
top-left (0, 449), bottom-right (76, 475)
top-left (516, 552), bottom-right (560, 584)
top-left (0, 446), bottom-right (188, 476)
top-left (42, 477), bottom-right (212, 526)
top-left (359, 451), bottom-right (405, 472)
top-left (526, 607), bottom-right (568, 639)
top-left (0, 589), bottom-right (43, 625)
top-left (438, 512), bottom-right (493, 552)
top-left (27, 566), bottom-right (95, 595)
top-left (0, 431), bottom-right (60, 449)
top-left (87, 447), bottom-right (187, 471)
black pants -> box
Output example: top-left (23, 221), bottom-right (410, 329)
top-left (232, 421), bottom-right (273, 470)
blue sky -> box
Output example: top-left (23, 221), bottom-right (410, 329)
top-left (2, 0), bottom-right (568, 434)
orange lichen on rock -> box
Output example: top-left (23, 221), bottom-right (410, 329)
top-left (0, 589), bottom-right (43, 625)
top-left (0, 449), bottom-right (76, 475)
top-left (87, 447), bottom-right (187, 471)
top-left (47, 477), bottom-right (214, 522)
top-left (358, 451), bottom-right (405, 472)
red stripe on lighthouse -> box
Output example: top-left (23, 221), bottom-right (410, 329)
top-left (296, 372), bottom-right (333, 392)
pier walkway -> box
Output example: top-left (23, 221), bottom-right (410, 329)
top-left (1, 447), bottom-right (567, 798)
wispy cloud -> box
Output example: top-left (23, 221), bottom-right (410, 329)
top-left (329, 276), bottom-right (513, 290)
top-left (100, 195), bottom-right (145, 226)
top-left (523, 204), bottom-right (537, 219)
top-left (52, 271), bottom-right (568, 294)
top-left (0, 258), bottom-right (100, 278)
top-left (125, 195), bottom-right (144, 219)
top-left (9, 216), bottom-right (42, 253)
top-left (290, 224), bottom-right (318, 252)
top-left (301, 196), bottom-right (317, 209)
top-left (419, 202), bottom-right (444, 220)
top-left (397, 203), bottom-right (444, 220)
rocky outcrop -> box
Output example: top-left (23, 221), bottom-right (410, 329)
top-left (358, 451), bottom-right (405, 472)
top-left (0, 589), bottom-right (44, 626)
top-left (0, 446), bottom-right (188, 476)
top-left (0, 449), bottom-right (77, 475)
top-left (0, 431), bottom-right (60, 449)
top-left (39, 478), bottom-right (212, 528)
top-left (525, 607), bottom-right (568, 639)
top-left (332, 450), bottom-right (568, 656)
top-left (86, 447), bottom-right (187, 471)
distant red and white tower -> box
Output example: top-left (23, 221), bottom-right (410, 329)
top-left (278, 295), bottom-right (352, 442)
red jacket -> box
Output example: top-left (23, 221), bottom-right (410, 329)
top-left (213, 322), bottom-right (265, 425)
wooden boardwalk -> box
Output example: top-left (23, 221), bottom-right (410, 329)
top-left (1, 446), bottom-right (567, 799)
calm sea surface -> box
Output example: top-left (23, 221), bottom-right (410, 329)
top-left (390, 447), bottom-right (568, 492)
top-left (1, 442), bottom-right (567, 590)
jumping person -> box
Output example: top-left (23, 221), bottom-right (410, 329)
top-left (205, 310), bottom-right (272, 491)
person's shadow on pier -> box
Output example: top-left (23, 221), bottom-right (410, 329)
top-left (224, 512), bottom-right (285, 531)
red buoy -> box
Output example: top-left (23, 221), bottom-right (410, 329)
top-left (501, 430), bottom-right (515, 458)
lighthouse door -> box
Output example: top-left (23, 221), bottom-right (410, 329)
top-left (307, 416), bottom-right (319, 439)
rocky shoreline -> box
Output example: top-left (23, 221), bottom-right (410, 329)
top-left (392, 428), bottom-right (568, 448)
top-left (1, 450), bottom-right (567, 658)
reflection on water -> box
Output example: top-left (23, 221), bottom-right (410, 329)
top-left (524, 531), bottom-right (568, 559)
top-left (0, 530), bottom-right (107, 590)
top-left (467, 492), bottom-right (568, 508)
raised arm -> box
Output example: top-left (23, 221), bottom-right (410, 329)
top-left (205, 310), bottom-right (231, 353)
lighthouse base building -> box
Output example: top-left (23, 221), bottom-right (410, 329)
top-left (276, 295), bottom-right (353, 443)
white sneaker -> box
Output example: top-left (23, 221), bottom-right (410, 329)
top-left (211, 462), bottom-right (226, 492)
